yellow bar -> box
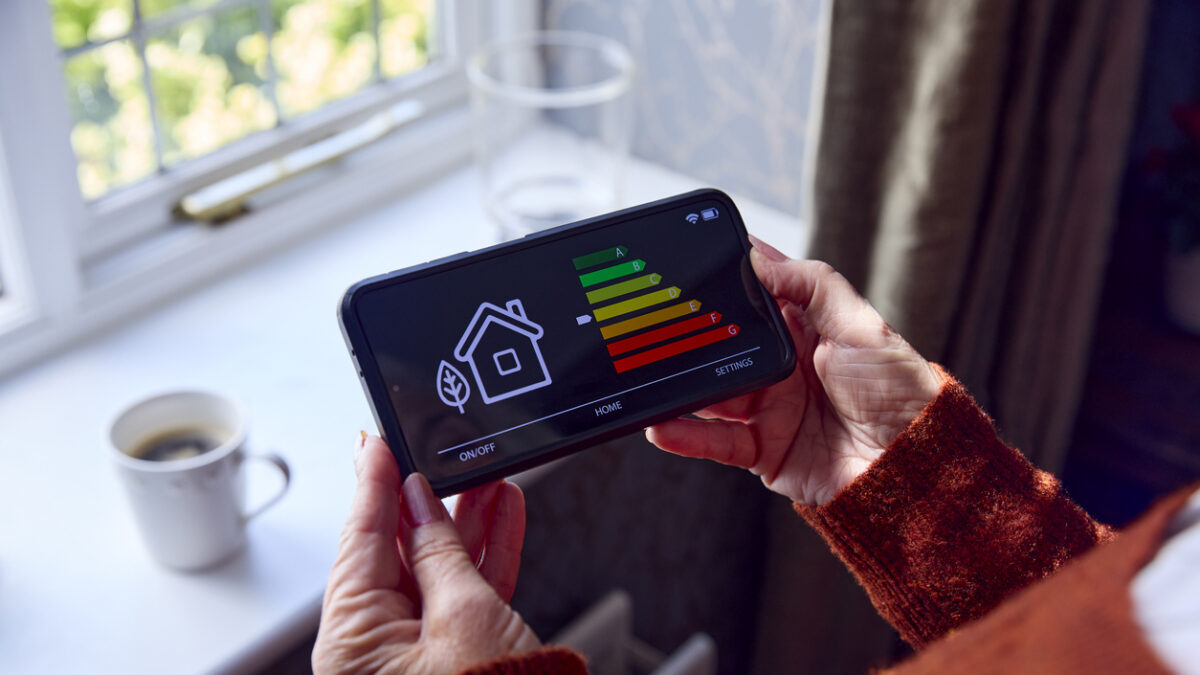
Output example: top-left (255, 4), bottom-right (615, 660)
top-left (593, 286), bottom-right (681, 322)
top-left (600, 299), bottom-right (702, 340)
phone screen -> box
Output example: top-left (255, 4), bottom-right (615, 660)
top-left (346, 192), bottom-right (793, 489)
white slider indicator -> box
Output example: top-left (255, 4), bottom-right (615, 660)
top-left (576, 314), bottom-right (592, 325)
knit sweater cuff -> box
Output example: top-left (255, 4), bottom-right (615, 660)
top-left (454, 647), bottom-right (587, 675)
top-left (796, 371), bottom-right (1113, 647)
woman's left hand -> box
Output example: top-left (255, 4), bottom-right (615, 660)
top-left (313, 435), bottom-right (538, 674)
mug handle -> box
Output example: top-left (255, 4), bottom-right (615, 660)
top-left (241, 452), bottom-right (291, 522)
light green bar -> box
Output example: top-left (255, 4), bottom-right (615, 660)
top-left (593, 286), bottom-right (682, 322)
top-left (585, 273), bottom-right (662, 304)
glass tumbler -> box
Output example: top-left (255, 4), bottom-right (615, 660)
top-left (467, 31), bottom-right (635, 240)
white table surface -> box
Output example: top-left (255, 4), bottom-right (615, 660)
top-left (0, 158), bottom-right (804, 675)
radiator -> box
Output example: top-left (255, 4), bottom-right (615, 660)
top-left (551, 590), bottom-right (718, 675)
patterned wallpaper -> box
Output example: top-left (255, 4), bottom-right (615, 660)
top-left (545, 0), bottom-right (824, 215)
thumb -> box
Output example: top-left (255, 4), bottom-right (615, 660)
top-left (749, 249), bottom-right (875, 340)
top-left (398, 473), bottom-right (488, 614)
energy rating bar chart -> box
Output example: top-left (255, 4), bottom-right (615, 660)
top-left (572, 244), bottom-right (744, 373)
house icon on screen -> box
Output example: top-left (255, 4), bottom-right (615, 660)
top-left (453, 299), bottom-right (552, 405)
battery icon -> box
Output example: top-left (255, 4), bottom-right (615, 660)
top-left (700, 207), bottom-right (719, 221)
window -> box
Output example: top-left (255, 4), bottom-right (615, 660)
top-left (49, 0), bottom-right (434, 201)
top-left (45, 0), bottom-right (461, 259)
top-left (0, 2), bottom-right (528, 377)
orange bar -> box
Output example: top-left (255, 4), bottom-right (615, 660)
top-left (599, 300), bottom-right (701, 340)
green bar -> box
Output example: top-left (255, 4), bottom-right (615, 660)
top-left (579, 259), bottom-right (646, 287)
top-left (594, 287), bottom-right (682, 322)
top-left (586, 273), bottom-right (662, 304)
top-left (572, 246), bottom-right (629, 270)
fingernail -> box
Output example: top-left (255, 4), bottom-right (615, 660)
top-left (747, 234), bottom-right (788, 262)
top-left (749, 247), bottom-right (769, 272)
top-left (402, 473), bottom-right (442, 527)
top-left (354, 430), bottom-right (367, 467)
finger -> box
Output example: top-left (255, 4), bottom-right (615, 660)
top-left (453, 480), bottom-right (503, 566)
top-left (478, 482), bottom-right (526, 603)
top-left (749, 251), bottom-right (875, 340)
top-left (692, 392), bottom-right (757, 421)
top-left (326, 435), bottom-right (411, 600)
top-left (398, 473), bottom-right (491, 618)
top-left (747, 233), bottom-right (790, 261)
top-left (646, 417), bottom-right (760, 469)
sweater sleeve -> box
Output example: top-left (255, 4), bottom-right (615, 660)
top-left (453, 646), bottom-right (587, 675)
top-left (796, 374), bottom-right (1114, 648)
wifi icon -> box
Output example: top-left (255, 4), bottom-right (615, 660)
top-left (685, 213), bottom-right (700, 224)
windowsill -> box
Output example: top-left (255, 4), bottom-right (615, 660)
top-left (0, 157), bottom-right (806, 674)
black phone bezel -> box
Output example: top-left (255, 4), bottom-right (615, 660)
top-left (338, 188), bottom-right (796, 496)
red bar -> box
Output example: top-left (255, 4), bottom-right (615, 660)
top-left (612, 324), bottom-right (740, 373)
top-left (607, 312), bottom-right (722, 356)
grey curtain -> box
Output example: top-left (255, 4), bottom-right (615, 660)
top-left (807, 0), bottom-right (1150, 470)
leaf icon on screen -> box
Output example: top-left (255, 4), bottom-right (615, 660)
top-left (437, 360), bottom-right (470, 414)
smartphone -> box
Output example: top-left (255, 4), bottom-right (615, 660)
top-left (339, 189), bottom-right (796, 496)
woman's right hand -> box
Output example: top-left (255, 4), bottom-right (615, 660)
top-left (645, 237), bottom-right (944, 506)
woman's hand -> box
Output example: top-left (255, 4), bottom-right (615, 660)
top-left (313, 435), bottom-right (538, 674)
top-left (646, 237), bottom-right (944, 505)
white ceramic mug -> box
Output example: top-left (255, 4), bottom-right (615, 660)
top-left (109, 391), bottom-right (290, 571)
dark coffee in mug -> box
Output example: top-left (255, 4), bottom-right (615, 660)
top-left (130, 428), bottom-right (227, 462)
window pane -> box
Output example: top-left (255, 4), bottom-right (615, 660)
top-left (271, 0), bottom-right (375, 118)
top-left (64, 41), bottom-right (157, 199)
top-left (380, 0), bottom-right (432, 79)
top-left (147, 6), bottom-right (277, 166)
top-left (49, 0), bottom-right (133, 51)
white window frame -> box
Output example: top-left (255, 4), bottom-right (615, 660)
top-left (0, 1), bottom-right (538, 379)
top-left (0, 129), bottom-right (38, 336)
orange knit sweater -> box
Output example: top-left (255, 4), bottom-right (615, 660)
top-left (458, 377), bottom-right (1185, 674)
